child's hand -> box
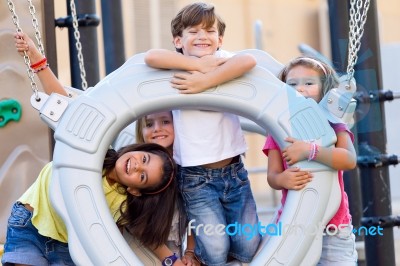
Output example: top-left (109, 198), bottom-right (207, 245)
top-left (181, 251), bottom-right (201, 266)
top-left (173, 258), bottom-right (186, 266)
top-left (282, 137), bottom-right (310, 165)
top-left (279, 167), bottom-right (313, 190)
top-left (196, 55), bottom-right (227, 73)
top-left (14, 32), bottom-right (30, 55)
top-left (14, 32), bottom-right (43, 63)
top-left (171, 71), bottom-right (211, 94)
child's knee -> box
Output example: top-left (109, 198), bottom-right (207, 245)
top-left (229, 232), bottom-right (261, 262)
top-left (196, 234), bottom-right (230, 265)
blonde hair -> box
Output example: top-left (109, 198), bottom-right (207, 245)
top-left (279, 56), bottom-right (339, 98)
top-left (135, 112), bottom-right (174, 151)
top-left (135, 117), bottom-right (146, 144)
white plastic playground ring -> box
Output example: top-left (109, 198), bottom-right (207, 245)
top-left (48, 50), bottom-right (341, 265)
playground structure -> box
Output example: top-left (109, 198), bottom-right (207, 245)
top-left (0, 0), bottom-right (400, 264)
top-left (45, 49), bottom-right (340, 265)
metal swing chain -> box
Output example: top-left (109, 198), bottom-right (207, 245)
top-left (7, 0), bottom-right (40, 101)
top-left (70, 0), bottom-right (88, 90)
top-left (347, 0), bottom-right (370, 81)
top-left (27, 0), bottom-right (45, 56)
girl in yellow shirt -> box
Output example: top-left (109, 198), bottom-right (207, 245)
top-left (2, 143), bottom-right (177, 265)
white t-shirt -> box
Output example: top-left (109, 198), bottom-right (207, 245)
top-left (172, 50), bottom-right (247, 166)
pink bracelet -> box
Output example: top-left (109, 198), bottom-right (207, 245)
top-left (308, 143), bottom-right (319, 161)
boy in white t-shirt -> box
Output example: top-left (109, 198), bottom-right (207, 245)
top-left (144, 2), bottom-right (261, 266)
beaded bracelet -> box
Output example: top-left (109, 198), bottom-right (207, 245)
top-left (30, 57), bottom-right (47, 69)
top-left (184, 249), bottom-right (195, 254)
top-left (308, 143), bottom-right (319, 161)
top-left (33, 63), bottom-right (49, 74)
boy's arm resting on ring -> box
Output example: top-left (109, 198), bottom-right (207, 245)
top-left (145, 49), bottom-right (226, 72)
top-left (144, 49), bottom-right (257, 94)
top-left (192, 53), bottom-right (256, 92)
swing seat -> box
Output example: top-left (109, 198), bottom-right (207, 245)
top-left (40, 49), bottom-right (341, 266)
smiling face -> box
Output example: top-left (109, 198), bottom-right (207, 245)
top-left (141, 112), bottom-right (174, 153)
top-left (112, 151), bottom-right (164, 196)
top-left (285, 65), bottom-right (323, 103)
top-left (173, 21), bottom-right (222, 57)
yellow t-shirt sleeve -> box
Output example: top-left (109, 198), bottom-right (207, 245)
top-left (103, 177), bottom-right (126, 222)
top-left (18, 162), bottom-right (127, 243)
top-left (18, 162), bottom-right (68, 243)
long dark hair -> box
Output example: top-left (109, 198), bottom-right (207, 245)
top-left (103, 143), bottom-right (177, 248)
top-left (135, 115), bottom-right (187, 243)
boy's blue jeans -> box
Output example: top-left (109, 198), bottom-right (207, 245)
top-left (177, 157), bottom-right (261, 266)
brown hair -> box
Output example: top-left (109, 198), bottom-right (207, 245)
top-left (118, 176), bottom-right (177, 248)
top-left (171, 2), bottom-right (226, 53)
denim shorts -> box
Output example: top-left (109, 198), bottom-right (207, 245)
top-left (1, 202), bottom-right (75, 266)
top-left (318, 224), bottom-right (358, 265)
top-left (177, 157), bottom-right (261, 266)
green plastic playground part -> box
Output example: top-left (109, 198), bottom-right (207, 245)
top-left (0, 99), bottom-right (22, 127)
